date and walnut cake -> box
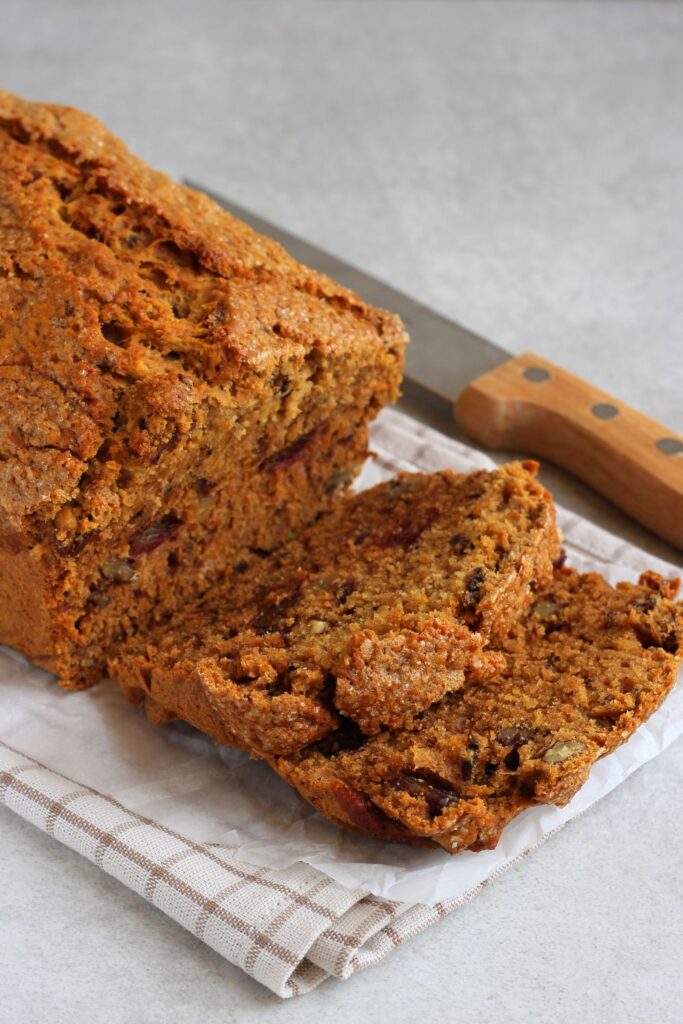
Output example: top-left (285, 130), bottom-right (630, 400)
top-left (2, 91), bottom-right (680, 859)
top-left (111, 462), bottom-right (560, 756)
top-left (271, 568), bottom-right (682, 852)
top-left (0, 91), bottom-right (406, 687)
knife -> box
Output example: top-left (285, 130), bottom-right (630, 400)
top-left (185, 181), bottom-right (683, 550)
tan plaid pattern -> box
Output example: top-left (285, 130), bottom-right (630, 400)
top-left (0, 740), bottom-right (458, 997)
top-left (2, 410), bottom-right (681, 998)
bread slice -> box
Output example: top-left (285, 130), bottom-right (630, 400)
top-left (270, 568), bottom-right (682, 851)
top-left (0, 91), bottom-right (406, 686)
top-left (111, 461), bottom-right (559, 756)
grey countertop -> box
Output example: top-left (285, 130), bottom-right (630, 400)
top-left (1, 2), bottom-right (682, 1021)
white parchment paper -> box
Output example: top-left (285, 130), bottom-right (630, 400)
top-left (1, 408), bottom-right (681, 905)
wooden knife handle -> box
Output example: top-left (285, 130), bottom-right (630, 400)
top-left (454, 352), bottom-right (683, 549)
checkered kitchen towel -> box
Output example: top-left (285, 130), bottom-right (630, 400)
top-left (0, 740), bottom-right (460, 997)
top-left (1, 408), bottom-right (681, 997)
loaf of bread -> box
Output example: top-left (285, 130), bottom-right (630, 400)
top-left (271, 569), bottom-right (683, 852)
top-left (0, 91), bottom-right (407, 687)
top-left (6, 92), bottom-right (677, 863)
top-left (111, 462), bottom-right (560, 756)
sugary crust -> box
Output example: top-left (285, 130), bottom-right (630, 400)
top-left (270, 568), bottom-right (683, 852)
top-left (111, 461), bottom-right (559, 755)
top-left (0, 90), bottom-right (406, 684)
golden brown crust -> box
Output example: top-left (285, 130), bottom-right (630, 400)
top-left (270, 568), bottom-right (683, 852)
top-left (111, 462), bottom-right (558, 756)
top-left (0, 90), bottom-right (406, 684)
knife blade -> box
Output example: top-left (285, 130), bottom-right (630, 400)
top-left (184, 181), bottom-right (683, 551)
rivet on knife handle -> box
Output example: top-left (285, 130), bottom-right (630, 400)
top-left (453, 352), bottom-right (683, 550)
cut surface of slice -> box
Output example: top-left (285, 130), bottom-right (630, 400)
top-left (271, 568), bottom-right (683, 851)
top-left (112, 461), bottom-right (559, 756)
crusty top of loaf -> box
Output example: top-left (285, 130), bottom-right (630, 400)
top-left (0, 91), bottom-right (406, 526)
